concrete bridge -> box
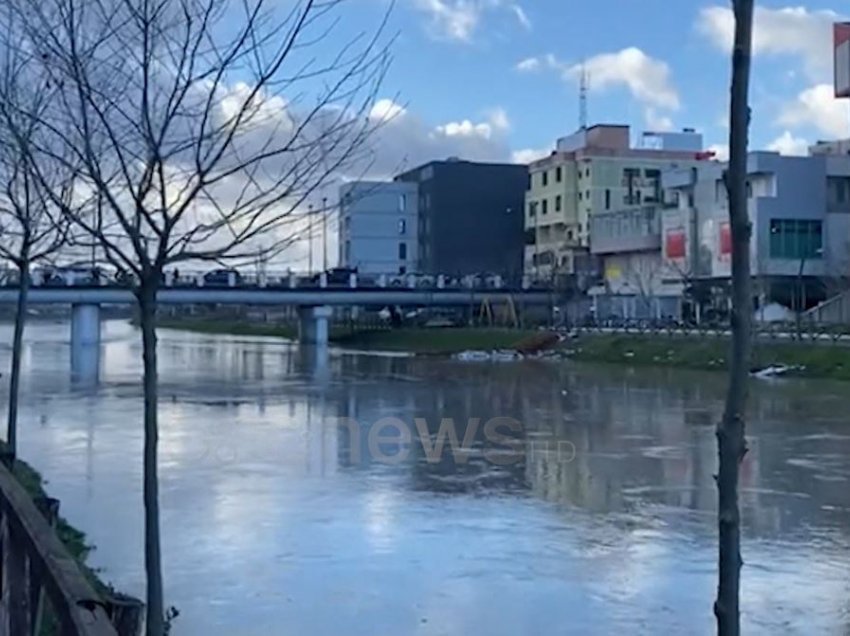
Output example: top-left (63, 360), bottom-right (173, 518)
top-left (0, 274), bottom-right (554, 349)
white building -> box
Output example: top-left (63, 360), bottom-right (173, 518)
top-left (338, 181), bottom-right (419, 275)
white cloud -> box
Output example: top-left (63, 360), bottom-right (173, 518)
top-left (697, 5), bottom-right (841, 78)
top-left (778, 84), bottom-right (849, 138)
top-left (511, 147), bottom-right (551, 164)
top-left (515, 48), bottom-right (679, 122)
top-left (767, 131), bottom-right (809, 156)
top-left (369, 98), bottom-right (407, 123)
top-left (413, 0), bottom-right (531, 42)
top-left (575, 48), bottom-right (679, 111)
top-left (644, 107), bottom-right (674, 132)
top-left (515, 56), bottom-right (541, 72)
top-left (487, 107), bottom-right (510, 131)
top-left (511, 5), bottom-right (532, 31)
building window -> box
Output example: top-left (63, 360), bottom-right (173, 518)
top-left (399, 194), bottom-right (406, 211)
top-left (528, 201), bottom-right (537, 217)
top-left (578, 191), bottom-right (582, 201)
top-left (398, 218), bottom-right (406, 234)
top-left (556, 166), bottom-right (562, 182)
top-left (623, 167), bottom-right (640, 204)
top-left (399, 242), bottom-right (407, 260)
top-left (555, 195), bottom-right (562, 211)
top-left (542, 171), bottom-right (548, 187)
top-left (542, 199), bottom-right (548, 215)
top-left (746, 180), bottom-right (752, 198)
top-left (605, 189), bottom-right (610, 209)
top-left (567, 229), bottom-right (574, 241)
top-left (344, 215), bottom-right (351, 230)
top-left (585, 190), bottom-right (590, 200)
top-left (769, 219), bottom-right (823, 259)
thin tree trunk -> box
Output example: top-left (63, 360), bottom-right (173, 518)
top-left (138, 282), bottom-right (164, 636)
top-left (715, 2), bottom-right (754, 634)
top-left (6, 258), bottom-right (30, 460)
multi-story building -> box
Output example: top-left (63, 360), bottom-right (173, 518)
top-left (524, 124), bottom-right (710, 287)
top-left (338, 181), bottom-right (419, 275)
top-left (395, 158), bottom-right (528, 281)
top-left (664, 151), bottom-right (850, 313)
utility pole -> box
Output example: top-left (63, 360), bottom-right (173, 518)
top-left (322, 196), bottom-right (328, 272)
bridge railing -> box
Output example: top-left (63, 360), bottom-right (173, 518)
top-left (3, 268), bottom-right (544, 292)
top-left (0, 460), bottom-right (133, 636)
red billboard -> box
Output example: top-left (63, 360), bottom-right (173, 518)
top-left (665, 229), bottom-right (686, 259)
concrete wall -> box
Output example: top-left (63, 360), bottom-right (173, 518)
top-left (339, 181), bottom-right (419, 275)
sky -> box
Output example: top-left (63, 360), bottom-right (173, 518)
top-left (345, 0), bottom-right (850, 168)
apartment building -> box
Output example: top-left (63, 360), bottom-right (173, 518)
top-left (524, 124), bottom-right (709, 287)
top-left (395, 159), bottom-right (527, 281)
top-left (338, 181), bottom-right (419, 275)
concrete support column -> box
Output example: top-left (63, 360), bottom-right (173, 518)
top-left (71, 303), bottom-right (101, 347)
top-left (297, 305), bottom-right (332, 345)
top-left (70, 303), bottom-right (101, 382)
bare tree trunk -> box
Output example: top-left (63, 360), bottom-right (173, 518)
top-left (138, 282), bottom-right (164, 636)
top-left (715, 2), bottom-right (754, 635)
top-left (6, 257), bottom-right (29, 459)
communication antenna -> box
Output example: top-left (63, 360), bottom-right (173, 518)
top-left (579, 61), bottom-right (589, 130)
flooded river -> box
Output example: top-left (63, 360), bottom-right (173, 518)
top-left (1, 319), bottom-right (850, 635)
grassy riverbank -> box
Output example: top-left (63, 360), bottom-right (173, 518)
top-left (567, 334), bottom-right (850, 381)
top-left (153, 317), bottom-right (538, 354)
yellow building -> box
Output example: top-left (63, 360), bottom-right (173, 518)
top-left (524, 124), bottom-right (708, 283)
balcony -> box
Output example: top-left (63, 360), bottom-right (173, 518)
top-left (590, 206), bottom-right (661, 255)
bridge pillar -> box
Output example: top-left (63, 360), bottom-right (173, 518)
top-left (71, 303), bottom-right (101, 348)
top-left (70, 304), bottom-right (101, 382)
top-left (297, 305), bottom-right (332, 345)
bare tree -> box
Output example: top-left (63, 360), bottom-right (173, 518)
top-left (715, 1), bottom-right (754, 634)
top-left (0, 25), bottom-right (78, 460)
top-left (4, 0), bottom-right (391, 632)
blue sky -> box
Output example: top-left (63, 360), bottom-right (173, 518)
top-left (347, 0), bottom-right (849, 164)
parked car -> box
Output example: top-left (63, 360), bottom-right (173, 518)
top-left (203, 269), bottom-right (242, 287)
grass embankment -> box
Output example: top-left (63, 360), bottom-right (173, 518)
top-left (567, 334), bottom-right (850, 381)
top-left (154, 317), bottom-right (539, 354)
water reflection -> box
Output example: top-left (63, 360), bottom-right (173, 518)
top-left (0, 320), bottom-right (849, 634)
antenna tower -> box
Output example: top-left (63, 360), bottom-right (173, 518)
top-left (579, 62), bottom-right (589, 130)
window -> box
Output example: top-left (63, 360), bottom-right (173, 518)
top-left (398, 218), bottom-right (406, 235)
top-left (555, 195), bottom-right (562, 211)
top-left (585, 190), bottom-right (590, 200)
top-left (578, 191), bottom-right (582, 201)
top-left (623, 167), bottom-right (640, 204)
top-left (542, 171), bottom-right (548, 187)
top-left (399, 242), bottom-right (407, 260)
top-left (585, 168), bottom-right (590, 177)
top-left (769, 219), bottom-right (823, 259)
top-left (399, 265), bottom-right (406, 274)
top-left (746, 180), bottom-right (752, 198)
top-left (567, 229), bottom-right (574, 241)
top-left (344, 215), bottom-right (351, 230)
top-left (399, 194), bottom-right (407, 211)
top-left (528, 201), bottom-right (537, 217)
top-left (542, 199), bottom-right (548, 215)
top-left (605, 189), bottom-right (611, 210)
top-left (556, 166), bottom-right (562, 182)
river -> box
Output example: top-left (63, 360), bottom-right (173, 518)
top-left (1, 319), bottom-right (850, 635)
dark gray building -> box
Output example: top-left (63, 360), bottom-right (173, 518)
top-left (395, 158), bottom-right (528, 281)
